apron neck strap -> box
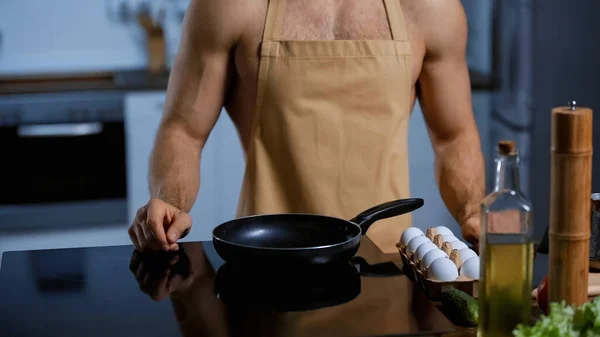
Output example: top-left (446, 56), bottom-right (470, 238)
top-left (383, 0), bottom-right (409, 41)
top-left (262, 0), bottom-right (287, 41)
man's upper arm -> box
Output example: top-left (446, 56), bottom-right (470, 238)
top-left (417, 0), bottom-right (478, 147)
top-left (160, 0), bottom-right (241, 148)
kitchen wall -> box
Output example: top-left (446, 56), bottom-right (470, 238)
top-left (0, 0), bottom-right (490, 75)
top-left (0, 0), bottom-right (185, 74)
top-left (531, 0), bottom-right (600, 240)
top-left (462, 0), bottom-right (493, 75)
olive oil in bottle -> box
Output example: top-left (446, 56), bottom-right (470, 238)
top-left (478, 141), bottom-right (533, 337)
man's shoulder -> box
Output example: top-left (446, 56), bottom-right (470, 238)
top-left (190, 0), bottom-right (263, 17)
top-left (400, 0), bottom-right (465, 24)
top-left (187, 0), bottom-right (266, 43)
top-left (400, 0), bottom-right (467, 58)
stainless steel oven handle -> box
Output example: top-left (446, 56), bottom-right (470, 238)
top-left (17, 123), bottom-right (104, 137)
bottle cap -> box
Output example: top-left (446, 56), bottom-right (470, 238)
top-left (497, 140), bottom-right (517, 156)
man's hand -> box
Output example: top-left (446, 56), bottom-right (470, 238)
top-left (128, 199), bottom-right (192, 252)
top-left (461, 214), bottom-right (480, 252)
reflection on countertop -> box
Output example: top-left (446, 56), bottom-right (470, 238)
top-left (0, 238), bottom-right (457, 337)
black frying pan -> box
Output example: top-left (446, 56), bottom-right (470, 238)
top-left (212, 198), bottom-right (424, 265)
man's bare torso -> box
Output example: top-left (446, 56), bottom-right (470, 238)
top-left (134, 0), bottom-right (481, 252)
top-left (221, 0), bottom-right (427, 151)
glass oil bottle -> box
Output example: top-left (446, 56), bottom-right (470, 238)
top-left (478, 140), bottom-right (534, 337)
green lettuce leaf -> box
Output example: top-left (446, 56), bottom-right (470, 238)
top-left (513, 297), bottom-right (600, 337)
top-left (573, 297), bottom-right (600, 336)
top-left (513, 302), bottom-right (578, 337)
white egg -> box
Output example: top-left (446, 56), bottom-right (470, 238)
top-left (450, 248), bottom-right (478, 268)
top-left (441, 234), bottom-right (458, 243)
top-left (428, 257), bottom-right (459, 282)
top-left (406, 236), bottom-right (431, 256)
top-left (426, 226), bottom-right (454, 240)
top-left (458, 248), bottom-right (478, 262)
top-left (420, 249), bottom-right (449, 272)
top-left (442, 240), bottom-right (469, 254)
top-left (449, 240), bottom-right (468, 251)
top-left (434, 226), bottom-right (453, 236)
top-left (413, 242), bottom-right (438, 263)
top-left (400, 227), bottom-right (425, 247)
top-left (460, 256), bottom-right (480, 280)
top-left (434, 234), bottom-right (459, 248)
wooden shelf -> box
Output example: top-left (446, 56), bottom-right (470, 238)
top-left (0, 69), bottom-right (170, 95)
top-left (1, 68), bottom-right (496, 95)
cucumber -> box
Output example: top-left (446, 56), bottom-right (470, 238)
top-left (440, 288), bottom-right (479, 327)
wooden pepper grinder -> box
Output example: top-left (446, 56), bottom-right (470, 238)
top-left (549, 101), bottom-right (593, 306)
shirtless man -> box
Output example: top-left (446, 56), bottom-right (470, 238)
top-left (128, 0), bottom-right (486, 253)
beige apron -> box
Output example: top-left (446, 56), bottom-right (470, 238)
top-left (236, 0), bottom-right (413, 253)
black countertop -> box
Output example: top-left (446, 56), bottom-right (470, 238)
top-left (0, 237), bottom-right (464, 337)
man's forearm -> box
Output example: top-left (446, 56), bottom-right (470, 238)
top-left (149, 124), bottom-right (202, 213)
top-left (434, 131), bottom-right (485, 226)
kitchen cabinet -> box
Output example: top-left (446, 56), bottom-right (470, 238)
top-left (125, 91), bottom-right (244, 242)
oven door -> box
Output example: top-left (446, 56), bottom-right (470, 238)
top-left (0, 120), bottom-right (127, 229)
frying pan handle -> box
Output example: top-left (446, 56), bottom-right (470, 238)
top-left (350, 198), bottom-right (424, 234)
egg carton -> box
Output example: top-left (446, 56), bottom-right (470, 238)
top-left (396, 242), bottom-right (479, 301)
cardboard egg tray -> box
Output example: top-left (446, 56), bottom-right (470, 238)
top-left (396, 242), bottom-right (479, 301)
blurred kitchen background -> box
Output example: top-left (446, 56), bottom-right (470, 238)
top-left (0, 0), bottom-right (599, 262)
